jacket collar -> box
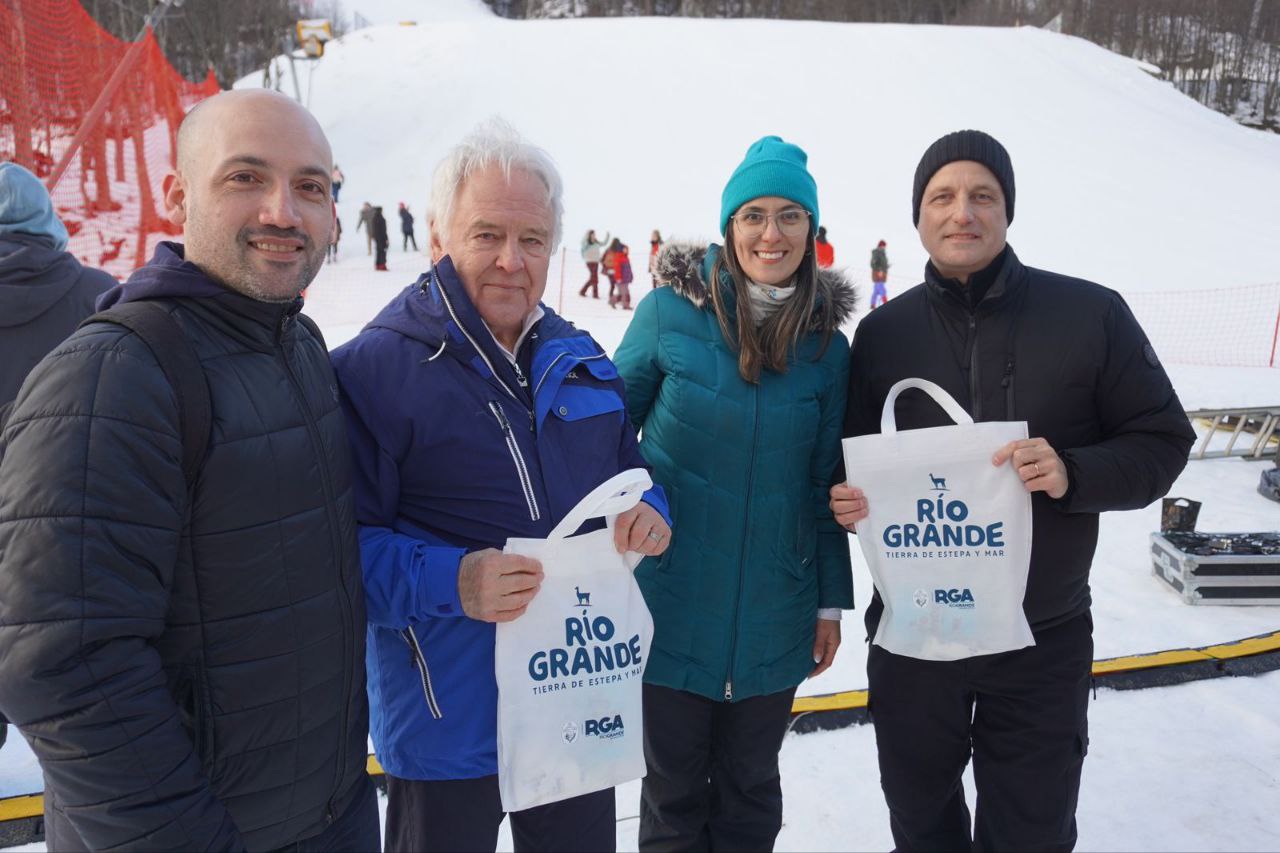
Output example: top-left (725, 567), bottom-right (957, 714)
top-left (96, 241), bottom-right (303, 348)
top-left (366, 256), bottom-right (584, 407)
top-left (652, 242), bottom-right (858, 333)
top-left (925, 244), bottom-right (1026, 312)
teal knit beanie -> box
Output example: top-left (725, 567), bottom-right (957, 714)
top-left (719, 135), bottom-right (819, 235)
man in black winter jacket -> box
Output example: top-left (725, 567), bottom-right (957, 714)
top-left (0, 90), bottom-right (375, 851)
top-left (831, 130), bottom-right (1194, 852)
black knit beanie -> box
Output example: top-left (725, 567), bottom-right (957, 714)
top-left (912, 130), bottom-right (1015, 226)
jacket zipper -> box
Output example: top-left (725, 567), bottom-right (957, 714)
top-left (401, 628), bottom-right (443, 719)
top-left (966, 314), bottom-right (982, 420)
top-left (276, 314), bottom-right (353, 819)
top-left (1002, 355), bottom-right (1016, 419)
top-left (724, 381), bottom-right (761, 702)
top-left (488, 401), bottom-right (541, 522)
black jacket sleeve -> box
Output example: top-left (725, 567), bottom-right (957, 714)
top-left (0, 328), bottom-right (243, 851)
top-left (833, 326), bottom-right (880, 486)
top-left (1056, 295), bottom-right (1195, 514)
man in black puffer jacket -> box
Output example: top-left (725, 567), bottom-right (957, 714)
top-left (831, 130), bottom-right (1194, 852)
top-left (0, 90), bottom-right (374, 851)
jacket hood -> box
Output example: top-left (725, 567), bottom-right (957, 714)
top-left (0, 162), bottom-right (68, 251)
top-left (653, 241), bottom-right (857, 332)
top-left (0, 235), bottom-right (103, 326)
top-left (96, 241), bottom-right (242, 310)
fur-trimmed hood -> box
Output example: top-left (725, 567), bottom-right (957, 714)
top-left (653, 241), bottom-right (858, 332)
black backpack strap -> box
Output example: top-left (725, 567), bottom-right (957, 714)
top-left (80, 302), bottom-right (212, 487)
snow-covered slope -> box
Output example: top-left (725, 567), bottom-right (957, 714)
top-left (247, 13), bottom-right (1280, 295)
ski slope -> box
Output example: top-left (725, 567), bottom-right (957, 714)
top-left (253, 2), bottom-right (1280, 298)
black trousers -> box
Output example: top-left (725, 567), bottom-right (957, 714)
top-left (639, 683), bottom-right (797, 852)
top-left (867, 611), bottom-right (1094, 853)
top-left (384, 773), bottom-right (615, 853)
top-left (403, 231), bottom-right (418, 251)
top-left (375, 242), bottom-right (387, 268)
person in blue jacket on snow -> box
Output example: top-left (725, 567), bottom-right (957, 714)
top-left (331, 118), bottom-right (672, 853)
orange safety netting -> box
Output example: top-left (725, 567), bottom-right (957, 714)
top-left (1, 0), bottom-right (220, 278)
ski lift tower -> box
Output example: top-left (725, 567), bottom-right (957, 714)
top-left (291, 18), bottom-right (332, 107)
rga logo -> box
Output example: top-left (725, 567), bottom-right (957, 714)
top-left (562, 721), bottom-right (578, 743)
top-left (584, 714), bottom-right (625, 740)
top-left (935, 588), bottom-right (976, 609)
top-left (913, 589), bottom-right (929, 608)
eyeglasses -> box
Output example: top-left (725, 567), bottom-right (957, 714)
top-left (731, 208), bottom-right (812, 238)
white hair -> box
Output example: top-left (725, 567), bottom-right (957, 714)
top-left (428, 117), bottom-right (564, 249)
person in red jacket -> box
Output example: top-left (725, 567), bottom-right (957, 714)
top-left (603, 238), bottom-right (633, 309)
top-left (815, 225), bottom-right (835, 268)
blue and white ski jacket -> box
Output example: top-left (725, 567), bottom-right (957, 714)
top-left (331, 256), bottom-right (669, 781)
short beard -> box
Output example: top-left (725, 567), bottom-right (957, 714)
top-left (184, 215), bottom-right (324, 303)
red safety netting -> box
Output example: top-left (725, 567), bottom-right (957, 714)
top-left (1, 0), bottom-right (219, 279)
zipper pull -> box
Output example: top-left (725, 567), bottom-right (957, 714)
top-left (493, 404), bottom-right (512, 432)
top-left (1001, 356), bottom-right (1014, 388)
top-left (512, 361), bottom-right (529, 388)
top-left (724, 680), bottom-right (733, 702)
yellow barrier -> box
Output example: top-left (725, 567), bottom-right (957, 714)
top-left (0, 794), bottom-right (41, 824)
top-left (3, 630), bottom-right (1279, 831)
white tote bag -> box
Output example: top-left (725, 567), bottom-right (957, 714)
top-left (496, 470), bottom-right (655, 812)
top-left (842, 378), bottom-right (1035, 661)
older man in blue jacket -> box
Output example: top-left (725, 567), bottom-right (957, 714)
top-left (332, 119), bottom-right (671, 853)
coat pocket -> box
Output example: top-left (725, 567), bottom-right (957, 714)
top-left (788, 513), bottom-right (818, 579)
top-left (401, 627), bottom-right (444, 720)
top-left (175, 662), bottom-right (216, 768)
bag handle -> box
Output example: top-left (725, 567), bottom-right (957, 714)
top-left (548, 468), bottom-right (654, 540)
top-left (880, 378), bottom-right (973, 434)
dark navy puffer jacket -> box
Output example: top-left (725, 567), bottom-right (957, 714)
top-left (0, 243), bottom-right (369, 851)
top-left (332, 257), bottom-right (667, 781)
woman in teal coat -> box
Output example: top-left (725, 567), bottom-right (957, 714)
top-left (614, 136), bottom-right (856, 851)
